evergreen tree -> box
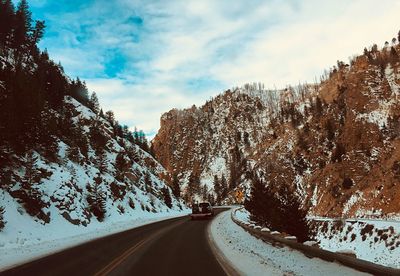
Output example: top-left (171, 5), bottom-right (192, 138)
top-left (66, 145), bottom-right (80, 163)
top-left (30, 19), bottom-right (45, 47)
top-left (22, 151), bottom-right (40, 189)
top-left (89, 92), bottom-right (100, 114)
top-left (0, 0), bottom-right (15, 48)
top-left (213, 175), bottom-right (221, 204)
top-left (220, 174), bottom-right (228, 200)
top-left (244, 173), bottom-right (311, 242)
top-left (89, 119), bottom-right (108, 153)
top-left (171, 174), bottom-right (181, 198)
top-left (98, 151), bottom-right (108, 173)
top-left (115, 151), bottom-right (127, 181)
top-left (87, 181), bottom-right (106, 221)
top-left (187, 172), bottom-right (200, 196)
top-left (277, 185), bottom-right (311, 242)
top-left (18, 151), bottom-right (48, 220)
top-left (104, 110), bottom-right (115, 127)
top-left (161, 187), bottom-right (172, 208)
top-left (13, 0), bottom-right (32, 49)
top-left (144, 172), bottom-right (152, 193)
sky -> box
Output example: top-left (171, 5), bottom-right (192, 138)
top-left (25, 0), bottom-right (400, 139)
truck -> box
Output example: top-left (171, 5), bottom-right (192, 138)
top-left (190, 202), bottom-right (214, 220)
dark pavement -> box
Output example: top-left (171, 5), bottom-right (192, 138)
top-left (1, 208), bottom-right (229, 276)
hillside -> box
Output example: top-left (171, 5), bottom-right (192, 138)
top-left (0, 1), bottom-right (186, 265)
top-left (153, 39), bottom-right (400, 218)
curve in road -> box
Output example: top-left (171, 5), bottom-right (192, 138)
top-left (2, 208), bottom-right (230, 276)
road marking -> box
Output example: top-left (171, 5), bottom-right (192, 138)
top-left (94, 219), bottom-right (185, 276)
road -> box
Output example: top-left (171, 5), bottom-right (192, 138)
top-left (2, 208), bottom-right (230, 276)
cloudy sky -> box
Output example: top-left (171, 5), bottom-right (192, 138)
top-left (27, 0), bottom-right (399, 139)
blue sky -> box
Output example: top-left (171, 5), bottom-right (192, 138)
top-left (25, 0), bottom-right (400, 139)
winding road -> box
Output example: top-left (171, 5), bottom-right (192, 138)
top-left (2, 208), bottom-right (230, 276)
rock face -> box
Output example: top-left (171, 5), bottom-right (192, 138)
top-left (152, 89), bottom-right (275, 202)
top-left (153, 44), bottom-right (400, 218)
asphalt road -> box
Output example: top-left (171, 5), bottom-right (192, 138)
top-left (1, 208), bottom-right (230, 276)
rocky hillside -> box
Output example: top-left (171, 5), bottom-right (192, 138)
top-left (153, 39), bottom-right (400, 218)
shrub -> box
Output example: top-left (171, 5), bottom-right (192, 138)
top-left (128, 197), bottom-right (135, 209)
top-left (361, 224), bottom-right (374, 236)
top-left (117, 205), bottom-right (125, 214)
top-left (110, 181), bottom-right (126, 201)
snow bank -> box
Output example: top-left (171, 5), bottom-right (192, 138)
top-left (313, 218), bottom-right (400, 268)
top-left (209, 210), bottom-right (368, 275)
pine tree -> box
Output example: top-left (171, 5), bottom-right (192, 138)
top-left (115, 151), bottom-right (127, 181)
top-left (144, 172), bottom-right (152, 193)
top-left (213, 175), bottom-right (221, 204)
top-left (13, 0), bottom-right (32, 49)
top-left (98, 151), bottom-right (108, 173)
top-left (244, 174), bottom-right (273, 224)
top-left (89, 92), bottom-right (100, 114)
top-left (19, 151), bottom-right (48, 220)
top-left (220, 174), bottom-right (228, 201)
top-left (171, 174), bottom-right (181, 198)
top-left (245, 172), bottom-right (311, 242)
top-left (161, 187), bottom-right (172, 208)
top-left (187, 172), bottom-right (200, 196)
top-left (89, 119), bottom-right (108, 153)
top-left (30, 20), bottom-right (45, 46)
top-left (66, 145), bottom-right (80, 163)
top-left (87, 182), bottom-right (106, 221)
top-left (22, 151), bottom-right (40, 189)
top-left (277, 185), bottom-right (311, 242)
top-left (104, 110), bottom-right (115, 127)
top-left (0, 0), bottom-right (15, 48)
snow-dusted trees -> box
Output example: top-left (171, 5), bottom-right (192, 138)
top-left (213, 174), bottom-right (228, 205)
top-left (213, 175), bottom-right (221, 204)
top-left (144, 172), bottom-right (153, 193)
top-left (245, 173), bottom-right (311, 242)
top-left (115, 151), bottom-right (129, 181)
top-left (171, 174), bottom-right (181, 198)
top-left (88, 92), bottom-right (100, 114)
top-left (15, 151), bottom-right (49, 222)
top-left (187, 172), bottom-right (200, 197)
top-left (161, 187), bottom-right (172, 208)
top-left (87, 176), bottom-right (106, 221)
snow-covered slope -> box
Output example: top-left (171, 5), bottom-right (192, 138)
top-left (0, 96), bottom-right (188, 269)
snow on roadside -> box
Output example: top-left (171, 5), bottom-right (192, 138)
top-left (312, 218), bottom-right (400, 268)
top-left (0, 204), bottom-right (189, 272)
top-left (237, 207), bottom-right (400, 268)
top-left (209, 210), bottom-right (368, 276)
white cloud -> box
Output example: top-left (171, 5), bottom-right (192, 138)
top-left (36, 0), bottom-right (400, 138)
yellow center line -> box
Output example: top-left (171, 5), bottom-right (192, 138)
top-left (94, 219), bottom-right (185, 276)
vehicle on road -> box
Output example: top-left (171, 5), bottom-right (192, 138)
top-left (191, 202), bottom-right (214, 220)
